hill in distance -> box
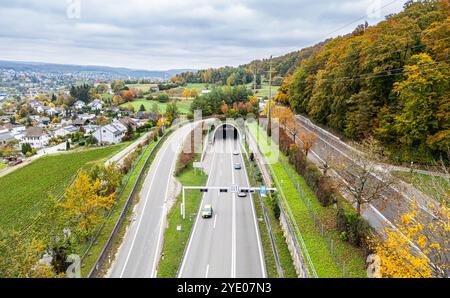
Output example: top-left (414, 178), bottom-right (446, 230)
top-left (0, 60), bottom-right (195, 80)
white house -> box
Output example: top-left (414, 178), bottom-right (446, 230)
top-left (0, 132), bottom-right (14, 145)
top-left (93, 122), bottom-right (127, 144)
top-left (74, 100), bottom-right (86, 110)
top-left (88, 99), bottom-right (103, 111)
top-left (22, 127), bottom-right (49, 149)
top-left (54, 125), bottom-right (79, 138)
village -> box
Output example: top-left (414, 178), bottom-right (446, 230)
top-left (0, 82), bottom-right (168, 170)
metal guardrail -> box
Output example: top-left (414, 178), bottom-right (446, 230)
top-left (87, 124), bottom-right (182, 278)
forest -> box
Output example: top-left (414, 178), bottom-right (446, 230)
top-left (283, 0), bottom-right (449, 163)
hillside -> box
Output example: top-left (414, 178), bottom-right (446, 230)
top-left (0, 60), bottom-right (194, 80)
top-left (285, 0), bottom-right (449, 163)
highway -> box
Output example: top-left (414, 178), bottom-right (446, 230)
top-left (108, 121), bottom-right (200, 278)
top-left (178, 126), bottom-right (266, 278)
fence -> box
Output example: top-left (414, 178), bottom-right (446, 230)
top-left (245, 124), bottom-right (314, 278)
top-left (278, 156), bottom-right (350, 277)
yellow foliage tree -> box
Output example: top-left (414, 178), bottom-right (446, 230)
top-left (374, 201), bottom-right (449, 278)
top-left (61, 171), bottom-right (115, 238)
top-left (157, 117), bottom-right (165, 127)
top-left (190, 89), bottom-right (199, 97)
top-left (181, 89), bottom-right (191, 98)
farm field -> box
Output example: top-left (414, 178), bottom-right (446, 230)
top-left (120, 99), bottom-right (192, 114)
top-left (0, 144), bottom-right (126, 232)
top-left (246, 82), bottom-right (277, 98)
top-left (126, 83), bottom-right (158, 92)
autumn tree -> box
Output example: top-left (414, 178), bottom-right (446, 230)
top-left (373, 200), bottom-right (449, 278)
top-left (334, 138), bottom-right (397, 215)
top-left (0, 228), bottom-right (59, 278)
top-left (61, 171), bottom-right (115, 240)
top-left (181, 89), bottom-right (191, 98)
top-left (220, 101), bottom-right (229, 115)
top-left (298, 131), bottom-right (318, 157)
top-left (393, 53), bottom-right (449, 154)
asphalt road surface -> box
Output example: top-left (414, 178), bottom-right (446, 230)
top-left (178, 126), bottom-right (266, 278)
top-left (108, 121), bottom-right (200, 278)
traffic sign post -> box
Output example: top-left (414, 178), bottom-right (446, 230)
top-left (182, 185), bottom-right (277, 220)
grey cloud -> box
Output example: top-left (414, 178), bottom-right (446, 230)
top-left (0, 0), bottom-right (407, 70)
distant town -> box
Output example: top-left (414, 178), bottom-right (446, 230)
top-left (0, 61), bottom-right (197, 167)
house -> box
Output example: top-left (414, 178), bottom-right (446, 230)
top-left (117, 117), bottom-right (137, 131)
top-left (61, 119), bottom-right (73, 126)
top-left (93, 122), bottom-right (127, 144)
top-left (83, 124), bottom-right (99, 135)
top-left (36, 105), bottom-right (51, 114)
top-left (73, 100), bottom-right (86, 110)
top-left (0, 132), bottom-right (14, 145)
top-left (22, 127), bottom-right (49, 148)
top-left (29, 100), bottom-right (40, 109)
top-left (73, 118), bottom-right (89, 127)
top-left (54, 125), bottom-right (79, 138)
top-left (88, 99), bottom-right (103, 111)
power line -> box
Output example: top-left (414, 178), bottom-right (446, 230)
top-left (299, 58), bottom-right (449, 83)
top-left (307, 0), bottom-right (401, 46)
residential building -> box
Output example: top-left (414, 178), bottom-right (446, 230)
top-left (22, 127), bottom-right (49, 148)
top-left (93, 122), bottom-right (127, 144)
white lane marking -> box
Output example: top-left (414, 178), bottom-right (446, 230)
top-left (150, 137), bottom-right (180, 278)
top-left (238, 139), bottom-right (267, 278)
top-left (213, 214), bottom-right (218, 229)
top-left (119, 135), bottom-right (172, 278)
top-left (178, 140), bottom-right (218, 277)
top-left (228, 138), bottom-right (237, 278)
top-left (205, 264), bottom-right (210, 278)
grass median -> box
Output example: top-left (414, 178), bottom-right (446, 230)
top-left (247, 123), bottom-right (367, 278)
top-left (157, 162), bottom-right (207, 277)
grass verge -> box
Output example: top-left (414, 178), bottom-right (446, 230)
top-left (244, 154), bottom-right (297, 278)
top-left (247, 123), bottom-right (367, 277)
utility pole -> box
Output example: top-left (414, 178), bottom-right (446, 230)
top-left (267, 55), bottom-right (272, 137)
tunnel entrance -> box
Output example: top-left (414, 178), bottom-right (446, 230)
top-left (214, 124), bottom-right (239, 140)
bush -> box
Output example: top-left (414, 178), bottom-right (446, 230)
top-left (270, 194), bottom-right (280, 219)
top-left (25, 151), bottom-right (32, 158)
top-left (304, 163), bottom-right (321, 191)
top-left (157, 93), bottom-right (170, 103)
top-left (336, 207), bottom-right (369, 247)
top-left (316, 176), bottom-right (336, 207)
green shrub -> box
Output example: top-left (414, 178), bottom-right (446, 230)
top-left (316, 176), bottom-right (336, 207)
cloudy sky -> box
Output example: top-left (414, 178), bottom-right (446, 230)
top-left (0, 0), bottom-right (407, 70)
